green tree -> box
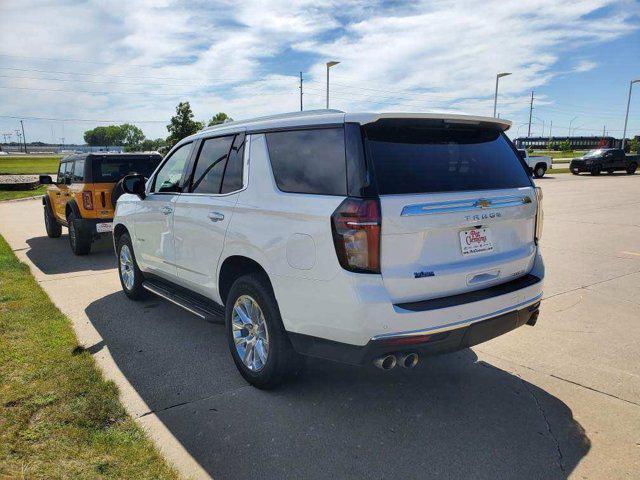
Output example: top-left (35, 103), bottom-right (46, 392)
top-left (559, 140), bottom-right (572, 152)
top-left (120, 124), bottom-right (145, 149)
top-left (207, 112), bottom-right (233, 126)
top-left (166, 102), bottom-right (203, 148)
top-left (629, 137), bottom-right (639, 153)
top-left (133, 138), bottom-right (167, 152)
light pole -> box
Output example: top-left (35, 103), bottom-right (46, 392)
top-left (326, 61), bottom-right (340, 109)
top-left (622, 79), bottom-right (639, 151)
top-left (568, 116), bottom-right (578, 137)
top-left (493, 72), bottom-right (511, 117)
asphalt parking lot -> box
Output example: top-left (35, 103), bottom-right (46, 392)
top-left (1, 172), bottom-right (639, 480)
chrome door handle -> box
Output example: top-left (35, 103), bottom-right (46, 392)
top-left (208, 211), bottom-right (224, 222)
top-left (160, 205), bottom-right (173, 215)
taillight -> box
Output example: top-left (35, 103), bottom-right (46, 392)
top-left (331, 197), bottom-right (380, 273)
top-left (534, 187), bottom-right (543, 243)
top-left (82, 191), bottom-right (94, 210)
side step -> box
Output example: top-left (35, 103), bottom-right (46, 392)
top-left (142, 280), bottom-right (225, 324)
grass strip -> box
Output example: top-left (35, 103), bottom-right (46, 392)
top-left (0, 186), bottom-right (47, 201)
top-left (0, 156), bottom-right (61, 174)
top-left (0, 235), bottom-right (179, 479)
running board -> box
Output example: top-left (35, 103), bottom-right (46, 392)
top-left (142, 280), bottom-right (225, 324)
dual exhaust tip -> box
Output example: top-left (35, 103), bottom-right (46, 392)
top-left (373, 352), bottom-right (419, 370)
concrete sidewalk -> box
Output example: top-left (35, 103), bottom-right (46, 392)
top-left (1, 172), bottom-right (639, 479)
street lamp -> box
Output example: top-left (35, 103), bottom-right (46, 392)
top-left (493, 72), bottom-right (511, 117)
top-left (622, 79), bottom-right (639, 151)
top-left (568, 116), bottom-right (578, 137)
top-left (326, 61), bottom-right (340, 109)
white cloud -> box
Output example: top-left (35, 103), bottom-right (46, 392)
top-left (0, 0), bottom-right (637, 143)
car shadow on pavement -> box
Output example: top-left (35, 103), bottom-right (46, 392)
top-left (86, 292), bottom-right (590, 480)
top-left (25, 235), bottom-right (115, 274)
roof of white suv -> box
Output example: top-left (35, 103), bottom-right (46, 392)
top-left (194, 110), bottom-right (512, 140)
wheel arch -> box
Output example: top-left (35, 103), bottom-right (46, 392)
top-left (113, 223), bottom-right (129, 243)
top-left (65, 199), bottom-right (82, 220)
top-left (218, 255), bottom-right (273, 306)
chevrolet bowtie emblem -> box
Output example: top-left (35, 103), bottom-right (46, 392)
top-left (476, 199), bottom-right (491, 208)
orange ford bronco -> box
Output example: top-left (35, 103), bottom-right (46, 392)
top-left (40, 153), bottom-right (162, 255)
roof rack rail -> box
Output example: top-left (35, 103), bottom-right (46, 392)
top-left (200, 109), bottom-right (345, 132)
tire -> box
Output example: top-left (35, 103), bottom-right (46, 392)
top-left (67, 211), bottom-right (91, 255)
top-left (571, 170), bottom-right (579, 175)
top-left (116, 232), bottom-right (147, 300)
top-left (590, 167), bottom-right (601, 176)
top-left (43, 203), bottom-right (62, 238)
top-left (607, 170), bottom-right (614, 175)
top-left (533, 164), bottom-right (546, 178)
top-left (225, 273), bottom-right (303, 389)
top-left (627, 163), bottom-right (637, 175)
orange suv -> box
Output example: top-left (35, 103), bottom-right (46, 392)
top-left (40, 153), bottom-right (162, 255)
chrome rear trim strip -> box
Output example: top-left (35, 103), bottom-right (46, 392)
top-left (401, 195), bottom-right (531, 216)
top-left (370, 292), bottom-right (542, 341)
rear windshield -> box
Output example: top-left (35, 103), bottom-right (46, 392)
top-left (364, 120), bottom-right (531, 195)
top-left (91, 156), bottom-right (161, 183)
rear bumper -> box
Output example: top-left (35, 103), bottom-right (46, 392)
top-left (72, 218), bottom-right (113, 237)
top-left (289, 301), bottom-right (540, 365)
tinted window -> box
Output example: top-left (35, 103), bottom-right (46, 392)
top-left (191, 136), bottom-right (234, 194)
top-left (221, 133), bottom-right (245, 193)
top-left (153, 144), bottom-right (192, 193)
top-left (57, 162), bottom-right (67, 183)
top-left (265, 128), bottom-right (346, 195)
top-left (93, 155), bottom-right (162, 183)
top-left (364, 120), bottom-right (531, 194)
top-left (72, 159), bottom-right (85, 182)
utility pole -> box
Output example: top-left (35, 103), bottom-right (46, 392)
top-left (548, 120), bottom-right (553, 146)
top-left (527, 91), bottom-right (534, 137)
top-left (622, 79), bottom-right (639, 151)
top-left (299, 71), bottom-right (303, 111)
top-left (20, 120), bottom-right (27, 153)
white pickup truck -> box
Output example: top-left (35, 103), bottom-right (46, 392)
top-left (518, 149), bottom-right (551, 178)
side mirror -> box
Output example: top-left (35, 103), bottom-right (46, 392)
top-left (122, 174), bottom-right (146, 199)
top-left (39, 175), bottom-right (53, 185)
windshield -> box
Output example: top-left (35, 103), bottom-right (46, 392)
top-left (364, 119), bottom-right (531, 195)
top-left (91, 155), bottom-right (162, 183)
top-left (584, 149), bottom-right (604, 158)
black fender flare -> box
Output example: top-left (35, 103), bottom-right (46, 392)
top-left (65, 199), bottom-right (82, 220)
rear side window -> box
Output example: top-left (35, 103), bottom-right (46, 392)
top-left (191, 136), bottom-right (234, 194)
top-left (265, 128), bottom-right (346, 195)
top-left (364, 120), bottom-right (531, 195)
top-left (72, 160), bottom-right (85, 182)
top-left (93, 156), bottom-right (162, 183)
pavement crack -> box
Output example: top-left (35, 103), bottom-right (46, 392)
top-left (542, 268), bottom-right (640, 302)
top-left (137, 385), bottom-right (251, 418)
top-left (519, 375), bottom-right (565, 474)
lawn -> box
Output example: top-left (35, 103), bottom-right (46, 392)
top-left (0, 235), bottom-right (179, 479)
top-left (0, 185), bottom-right (47, 201)
top-left (0, 155), bottom-right (61, 174)
top-left (531, 150), bottom-right (587, 159)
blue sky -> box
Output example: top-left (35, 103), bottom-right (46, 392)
top-left (0, 0), bottom-right (638, 144)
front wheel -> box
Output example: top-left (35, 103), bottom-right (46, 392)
top-left (590, 167), bottom-right (601, 176)
top-left (116, 233), bottom-right (147, 300)
top-left (225, 273), bottom-right (303, 389)
top-left (627, 163), bottom-right (637, 175)
top-left (44, 204), bottom-right (62, 238)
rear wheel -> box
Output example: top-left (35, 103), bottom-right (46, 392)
top-left (225, 273), bottom-right (303, 389)
top-left (43, 204), bottom-right (62, 238)
top-left (67, 211), bottom-right (91, 255)
top-left (590, 167), bottom-right (601, 176)
top-left (607, 170), bottom-right (614, 175)
top-left (533, 164), bottom-right (546, 178)
top-left (627, 163), bottom-right (637, 175)
top-left (116, 232), bottom-right (147, 300)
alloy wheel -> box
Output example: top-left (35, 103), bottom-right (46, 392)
top-left (231, 295), bottom-right (270, 372)
top-left (119, 245), bottom-right (135, 290)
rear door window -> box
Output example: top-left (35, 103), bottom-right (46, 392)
top-left (190, 136), bottom-right (235, 194)
top-left (72, 159), bottom-right (85, 182)
top-left (265, 128), bottom-right (346, 195)
top-left (364, 120), bottom-right (531, 195)
top-left (93, 156), bottom-right (161, 183)
top-left (221, 133), bottom-right (245, 194)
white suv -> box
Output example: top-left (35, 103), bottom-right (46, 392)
top-left (113, 110), bottom-right (544, 388)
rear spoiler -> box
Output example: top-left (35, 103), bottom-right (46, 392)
top-left (346, 113), bottom-right (512, 132)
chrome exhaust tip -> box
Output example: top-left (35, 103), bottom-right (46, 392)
top-left (398, 352), bottom-right (419, 369)
top-left (373, 354), bottom-right (397, 370)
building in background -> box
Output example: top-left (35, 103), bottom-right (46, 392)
top-left (514, 135), bottom-right (640, 150)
